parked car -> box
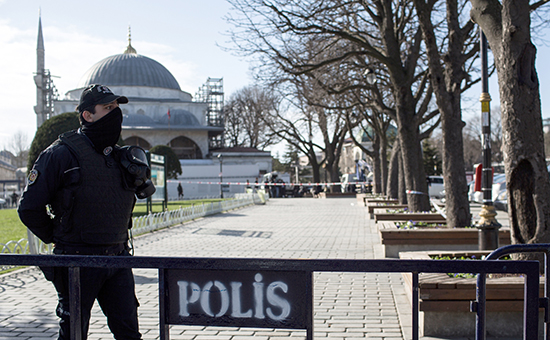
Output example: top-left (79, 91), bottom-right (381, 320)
top-left (427, 176), bottom-right (445, 198)
top-left (468, 173), bottom-right (506, 203)
top-left (494, 189), bottom-right (508, 212)
top-left (492, 173), bottom-right (506, 201)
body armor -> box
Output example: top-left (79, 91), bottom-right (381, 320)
top-left (51, 131), bottom-right (135, 245)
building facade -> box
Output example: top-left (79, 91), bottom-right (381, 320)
top-left (34, 19), bottom-right (272, 198)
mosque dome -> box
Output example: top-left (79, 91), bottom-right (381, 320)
top-left (122, 113), bottom-right (156, 127)
top-left (77, 46), bottom-right (181, 90)
top-left (158, 109), bottom-right (201, 126)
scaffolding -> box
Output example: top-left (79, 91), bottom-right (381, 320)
top-left (195, 77), bottom-right (224, 149)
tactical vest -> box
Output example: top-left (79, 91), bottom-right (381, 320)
top-left (51, 131), bottom-right (135, 245)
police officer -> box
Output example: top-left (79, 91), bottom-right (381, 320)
top-left (18, 84), bottom-right (149, 340)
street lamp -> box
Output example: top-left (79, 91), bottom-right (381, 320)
top-left (475, 31), bottom-right (501, 250)
top-left (217, 154), bottom-right (223, 199)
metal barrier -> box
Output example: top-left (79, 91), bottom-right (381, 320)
top-left (19, 194), bottom-right (262, 256)
top-left (477, 243), bottom-right (550, 340)
top-left (0, 252), bottom-right (541, 340)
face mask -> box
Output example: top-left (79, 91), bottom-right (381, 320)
top-left (81, 107), bottom-right (123, 154)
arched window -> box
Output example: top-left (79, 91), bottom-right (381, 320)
top-left (169, 136), bottom-right (202, 159)
top-left (123, 136), bottom-right (151, 150)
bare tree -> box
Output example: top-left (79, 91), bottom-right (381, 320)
top-left (5, 131), bottom-right (30, 168)
top-left (226, 0), bottom-right (439, 211)
top-left (223, 86), bottom-right (282, 149)
top-left (470, 0), bottom-right (550, 258)
top-left (412, 0), bottom-right (482, 227)
top-left (266, 74), bottom-right (351, 186)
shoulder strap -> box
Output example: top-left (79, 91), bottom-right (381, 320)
top-left (58, 130), bottom-right (95, 160)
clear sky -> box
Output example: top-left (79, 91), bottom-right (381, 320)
top-left (0, 0), bottom-right (549, 153)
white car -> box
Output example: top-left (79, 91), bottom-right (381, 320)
top-left (427, 176), bottom-right (445, 198)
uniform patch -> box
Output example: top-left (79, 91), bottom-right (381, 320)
top-left (28, 169), bottom-right (39, 185)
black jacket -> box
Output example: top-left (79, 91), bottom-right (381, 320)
top-left (18, 130), bottom-right (136, 246)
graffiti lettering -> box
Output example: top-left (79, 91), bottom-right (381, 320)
top-left (177, 273), bottom-right (291, 321)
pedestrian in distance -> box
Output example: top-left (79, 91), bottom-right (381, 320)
top-left (18, 84), bottom-right (155, 340)
top-left (177, 182), bottom-right (184, 199)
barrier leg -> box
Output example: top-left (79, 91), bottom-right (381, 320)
top-left (69, 266), bottom-right (82, 340)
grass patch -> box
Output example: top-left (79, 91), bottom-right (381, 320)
top-left (0, 209), bottom-right (28, 245)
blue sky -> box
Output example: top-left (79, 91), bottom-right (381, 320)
top-left (0, 0), bottom-right (549, 153)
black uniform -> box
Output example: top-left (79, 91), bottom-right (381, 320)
top-left (18, 130), bottom-right (142, 340)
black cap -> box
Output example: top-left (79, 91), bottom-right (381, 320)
top-left (76, 84), bottom-right (128, 113)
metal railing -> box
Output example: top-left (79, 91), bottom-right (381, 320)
top-left (0, 251), bottom-right (541, 340)
top-left (477, 243), bottom-right (550, 340)
top-left (1, 193), bottom-right (263, 258)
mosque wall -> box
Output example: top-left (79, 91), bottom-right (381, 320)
top-left (121, 129), bottom-right (209, 157)
top-left (128, 101), bottom-right (207, 126)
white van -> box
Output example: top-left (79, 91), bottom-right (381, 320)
top-left (341, 173), bottom-right (359, 193)
top-left (427, 176), bottom-right (445, 198)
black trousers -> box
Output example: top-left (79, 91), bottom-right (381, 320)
top-left (45, 249), bottom-right (142, 340)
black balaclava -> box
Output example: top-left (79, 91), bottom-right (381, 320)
top-left (81, 107), bottom-right (123, 155)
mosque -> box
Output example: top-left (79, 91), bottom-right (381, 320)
top-left (33, 17), bottom-right (272, 198)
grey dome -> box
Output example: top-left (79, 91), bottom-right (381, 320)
top-left (123, 113), bottom-right (156, 126)
top-left (158, 109), bottom-right (200, 126)
top-left (78, 53), bottom-right (181, 90)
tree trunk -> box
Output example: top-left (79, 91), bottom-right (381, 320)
top-left (398, 147), bottom-right (408, 205)
top-left (470, 0), bottom-right (550, 258)
top-left (371, 134), bottom-right (383, 194)
top-left (387, 139), bottom-right (401, 199)
top-left (440, 98), bottom-right (471, 227)
top-left (379, 135), bottom-right (389, 196)
top-left (329, 161), bottom-right (341, 193)
top-left (414, 0), bottom-right (471, 227)
top-left (396, 109), bottom-right (431, 211)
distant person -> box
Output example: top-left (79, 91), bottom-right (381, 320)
top-left (177, 182), bottom-right (184, 199)
top-left (10, 192), bottom-right (18, 207)
top-left (280, 180), bottom-right (286, 197)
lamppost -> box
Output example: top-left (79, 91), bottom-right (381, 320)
top-left (217, 154), bottom-right (223, 199)
top-left (475, 31), bottom-right (501, 250)
top-left (294, 155), bottom-right (299, 184)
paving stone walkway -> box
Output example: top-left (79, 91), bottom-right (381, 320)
top-left (0, 198), bottom-right (430, 340)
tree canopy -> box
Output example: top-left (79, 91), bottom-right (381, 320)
top-left (149, 145), bottom-right (182, 179)
top-left (27, 111), bottom-right (80, 172)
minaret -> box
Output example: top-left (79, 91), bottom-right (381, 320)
top-left (34, 13), bottom-right (46, 128)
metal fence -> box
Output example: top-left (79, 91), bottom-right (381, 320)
top-left (0, 247), bottom-right (542, 340)
top-left (1, 193), bottom-right (263, 262)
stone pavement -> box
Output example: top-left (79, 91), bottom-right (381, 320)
top-left (0, 198), bottom-right (510, 340)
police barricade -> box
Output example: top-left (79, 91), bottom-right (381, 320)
top-left (0, 253), bottom-right (542, 340)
